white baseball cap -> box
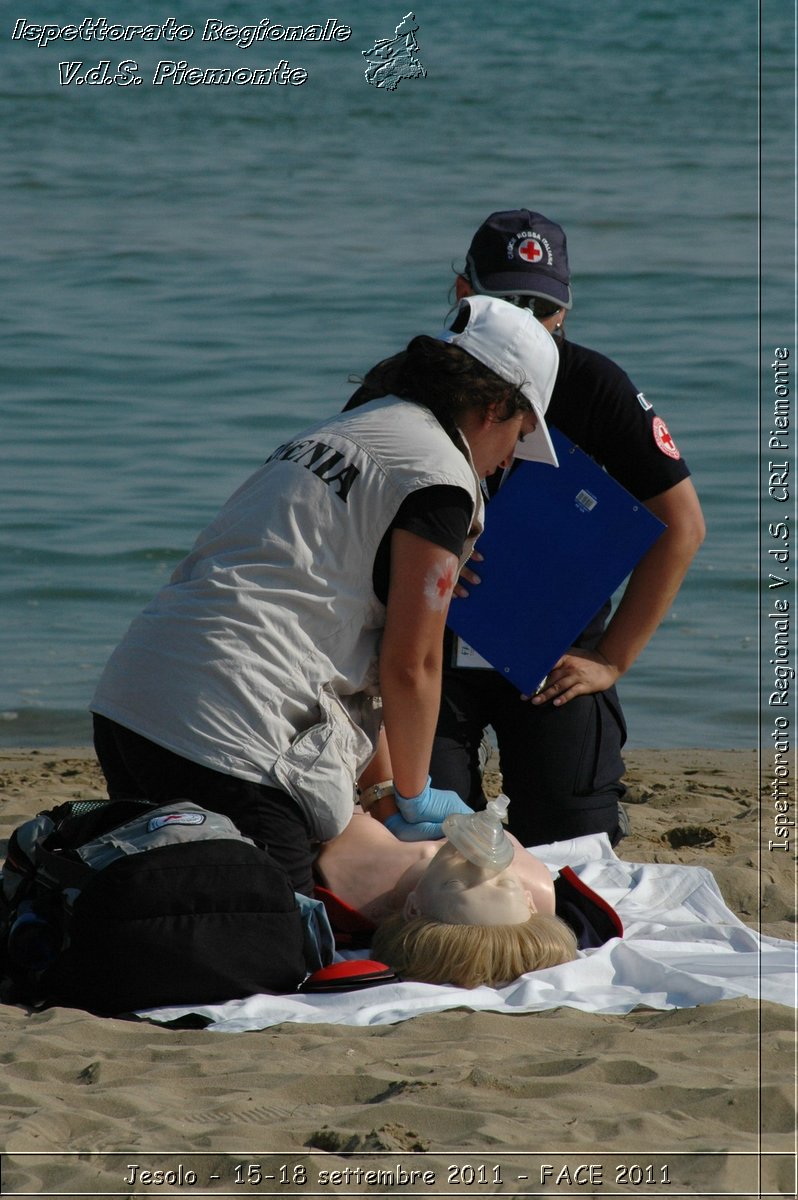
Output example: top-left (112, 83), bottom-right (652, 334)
top-left (439, 294), bottom-right (559, 466)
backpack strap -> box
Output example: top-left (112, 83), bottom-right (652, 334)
top-left (26, 800), bottom-right (159, 895)
top-left (33, 843), bottom-right (94, 893)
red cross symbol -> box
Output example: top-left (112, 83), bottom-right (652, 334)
top-left (436, 563), bottom-right (455, 599)
top-left (518, 238), bottom-right (543, 264)
top-left (653, 417), bottom-right (680, 459)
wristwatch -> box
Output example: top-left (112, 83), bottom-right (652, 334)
top-left (358, 779), bottom-right (395, 812)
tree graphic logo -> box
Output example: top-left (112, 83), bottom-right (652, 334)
top-left (362, 12), bottom-right (427, 91)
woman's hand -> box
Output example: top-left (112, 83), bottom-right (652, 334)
top-left (384, 776), bottom-right (472, 840)
top-left (452, 549), bottom-right (483, 599)
top-left (385, 813), bottom-right (445, 841)
top-left (394, 777), bottom-right (472, 824)
top-left (527, 647), bottom-right (620, 706)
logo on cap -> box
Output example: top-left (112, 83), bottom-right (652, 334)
top-left (517, 238), bottom-right (543, 265)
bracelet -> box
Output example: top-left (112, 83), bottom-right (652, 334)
top-left (358, 779), bottom-right (394, 812)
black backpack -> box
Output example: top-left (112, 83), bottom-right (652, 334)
top-left (0, 798), bottom-right (308, 1014)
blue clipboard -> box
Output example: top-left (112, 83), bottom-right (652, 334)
top-left (447, 429), bottom-right (665, 694)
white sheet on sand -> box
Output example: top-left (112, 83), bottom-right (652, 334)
top-left (140, 834), bottom-right (796, 1032)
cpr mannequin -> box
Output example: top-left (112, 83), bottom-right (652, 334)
top-left (315, 797), bottom-right (578, 988)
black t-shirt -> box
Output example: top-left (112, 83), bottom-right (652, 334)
top-left (349, 340), bottom-right (691, 505)
top-left (545, 339), bottom-right (691, 502)
top-left (500, 338), bottom-right (691, 647)
top-left (372, 485), bottom-right (472, 605)
top-left (341, 389), bottom-right (474, 605)
top-left (351, 338), bottom-right (691, 633)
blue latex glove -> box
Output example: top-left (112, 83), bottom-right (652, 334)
top-left (394, 777), bottom-right (472, 825)
top-left (384, 812), bottom-right (445, 842)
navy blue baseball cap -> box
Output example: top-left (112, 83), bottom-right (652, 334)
top-left (465, 209), bottom-right (573, 309)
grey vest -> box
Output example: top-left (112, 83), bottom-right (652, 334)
top-left (92, 398), bottom-right (483, 840)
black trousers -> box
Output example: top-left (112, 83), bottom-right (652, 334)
top-left (430, 668), bottom-right (627, 847)
top-left (92, 714), bottom-right (316, 896)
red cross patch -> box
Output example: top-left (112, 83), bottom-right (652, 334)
top-left (518, 238), bottom-right (543, 264)
top-left (653, 416), bottom-right (680, 459)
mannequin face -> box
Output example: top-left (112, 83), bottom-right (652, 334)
top-left (404, 841), bottom-right (534, 925)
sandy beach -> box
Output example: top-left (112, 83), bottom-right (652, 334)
top-left (0, 745), bottom-right (794, 1198)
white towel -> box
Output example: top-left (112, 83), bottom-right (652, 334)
top-left (140, 834), bottom-right (796, 1032)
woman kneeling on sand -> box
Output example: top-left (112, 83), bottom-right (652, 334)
top-left (91, 296), bottom-right (559, 899)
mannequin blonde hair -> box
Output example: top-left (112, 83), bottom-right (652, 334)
top-left (371, 911), bottom-right (577, 990)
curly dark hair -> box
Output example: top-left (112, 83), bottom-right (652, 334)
top-left (347, 334), bottom-right (531, 449)
top-left (394, 335), bottom-right (530, 423)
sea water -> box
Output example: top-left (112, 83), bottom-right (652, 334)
top-left (0, 2), bottom-right (789, 748)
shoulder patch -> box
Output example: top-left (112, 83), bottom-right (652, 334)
top-left (147, 811), bottom-right (207, 832)
top-left (652, 416), bottom-right (681, 460)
